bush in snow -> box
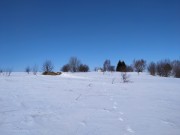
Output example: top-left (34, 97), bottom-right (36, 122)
top-left (0, 69), bottom-right (3, 75)
top-left (103, 59), bottom-right (111, 72)
top-left (133, 59), bottom-right (146, 74)
top-left (171, 60), bottom-right (180, 78)
top-left (148, 62), bottom-right (156, 76)
top-left (156, 60), bottom-right (172, 77)
top-left (79, 64), bottom-right (89, 72)
top-left (32, 65), bottom-right (38, 75)
top-left (42, 60), bottom-right (54, 73)
top-left (5, 68), bottom-right (12, 76)
top-left (61, 64), bottom-right (70, 72)
top-left (62, 57), bottom-right (89, 72)
top-left (68, 57), bottom-right (81, 72)
top-left (42, 71), bottom-right (61, 75)
top-left (121, 72), bottom-right (130, 83)
top-left (25, 66), bottom-right (31, 74)
top-left (112, 78), bottom-right (116, 84)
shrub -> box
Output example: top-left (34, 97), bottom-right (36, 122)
top-left (121, 72), bottom-right (130, 83)
top-left (0, 69), bottom-right (3, 75)
top-left (148, 62), bottom-right (156, 76)
top-left (42, 60), bottom-right (54, 72)
top-left (103, 59), bottom-right (111, 71)
top-left (133, 59), bottom-right (146, 73)
top-left (32, 65), bottom-right (38, 75)
top-left (5, 68), bottom-right (12, 76)
top-left (25, 66), bottom-right (31, 74)
top-left (62, 57), bottom-right (89, 72)
top-left (68, 57), bottom-right (81, 72)
top-left (61, 64), bottom-right (70, 72)
top-left (171, 60), bottom-right (180, 78)
top-left (42, 71), bottom-right (61, 75)
top-left (156, 60), bottom-right (172, 77)
top-left (79, 64), bottom-right (89, 72)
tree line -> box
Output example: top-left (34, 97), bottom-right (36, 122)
top-left (101, 58), bottom-right (180, 78)
top-left (148, 59), bottom-right (180, 78)
top-left (1, 57), bottom-right (179, 78)
top-left (24, 57), bottom-right (90, 75)
top-left (100, 59), bottom-right (145, 73)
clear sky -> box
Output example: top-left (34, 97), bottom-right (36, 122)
top-left (0, 0), bottom-right (180, 71)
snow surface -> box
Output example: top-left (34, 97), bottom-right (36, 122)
top-left (0, 72), bottom-right (180, 135)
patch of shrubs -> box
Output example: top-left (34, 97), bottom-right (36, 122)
top-left (79, 64), bottom-right (89, 72)
top-left (42, 71), bottom-right (61, 76)
top-left (171, 60), bottom-right (180, 78)
top-left (61, 57), bottom-right (89, 72)
top-left (61, 64), bottom-right (70, 72)
top-left (133, 59), bottom-right (146, 73)
top-left (147, 59), bottom-right (180, 78)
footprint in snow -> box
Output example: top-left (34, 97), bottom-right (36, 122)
top-left (79, 120), bottom-right (87, 127)
top-left (113, 102), bottom-right (118, 109)
top-left (126, 126), bottom-right (135, 133)
top-left (103, 108), bottom-right (111, 112)
top-left (118, 117), bottom-right (124, 122)
top-left (118, 111), bottom-right (124, 115)
top-left (161, 119), bottom-right (176, 127)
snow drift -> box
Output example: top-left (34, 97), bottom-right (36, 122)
top-left (0, 72), bottom-right (180, 135)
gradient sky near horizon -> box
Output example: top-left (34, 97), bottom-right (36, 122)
top-left (0, 0), bottom-right (180, 71)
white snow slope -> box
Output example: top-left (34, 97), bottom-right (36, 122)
top-left (0, 72), bottom-right (180, 135)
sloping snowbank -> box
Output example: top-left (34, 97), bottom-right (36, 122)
top-left (0, 72), bottom-right (180, 135)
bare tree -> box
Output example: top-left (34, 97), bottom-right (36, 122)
top-left (133, 59), bottom-right (146, 74)
top-left (25, 66), bottom-right (31, 74)
top-left (148, 62), bottom-right (156, 76)
top-left (112, 78), bottom-right (115, 84)
top-left (42, 60), bottom-right (54, 72)
top-left (171, 60), bottom-right (180, 78)
top-left (156, 60), bottom-right (172, 77)
top-left (5, 68), bottom-right (12, 76)
top-left (68, 57), bottom-right (81, 72)
top-left (121, 72), bottom-right (130, 83)
top-left (32, 65), bottom-right (38, 75)
top-left (0, 69), bottom-right (3, 75)
top-left (103, 59), bottom-right (111, 72)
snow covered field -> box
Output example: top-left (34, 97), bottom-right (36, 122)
top-left (0, 72), bottom-right (180, 135)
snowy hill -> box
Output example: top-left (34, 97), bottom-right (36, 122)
top-left (0, 72), bottom-right (180, 135)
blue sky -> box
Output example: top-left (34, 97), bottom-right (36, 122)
top-left (0, 0), bottom-right (180, 71)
